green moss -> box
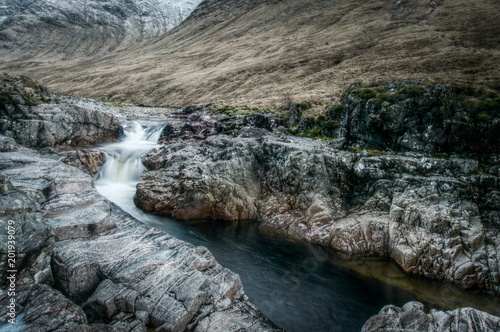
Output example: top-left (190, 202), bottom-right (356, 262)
top-left (398, 85), bottom-right (426, 98)
top-left (288, 115), bottom-right (339, 140)
top-left (352, 88), bottom-right (378, 100)
top-left (430, 153), bottom-right (450, 159)
top-left (0, 92), bottom-right (13, 104)
top-left (209, 104), bottom-right (278, 116)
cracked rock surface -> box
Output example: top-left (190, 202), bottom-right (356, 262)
top-left (0, 144), bottom-right (281, 331)
top-left (136, 112), bottom-right (500, 294)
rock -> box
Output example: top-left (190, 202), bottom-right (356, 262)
top-left (0, 284), bottom-right (87, 331)
top-left (389, 176), bottom-right (500, 292)
top-left (62, 149), bottom-right (107, 178)
top-left (330, 81), bottom-right (500, 159)
top-left (0, 173), bottom-right (53, 288)
top-left (0, 134), bottom-right (16, 152)
top-left (329, 211), bottom-right (390, 258)
top-left (137, 114), bottom-right (500, 293)
top-left (362, 301), bottom-right (500, 332)
top-left (0, 74), bottom-right (122, 148)
top-left (0, 143), bottom-right (282, 331)
top-left (158, 116), bottom-right (218, 144)
top-left (136, 136), bottom-right (262, 221)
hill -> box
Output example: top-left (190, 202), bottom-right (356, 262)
top-left (0, 0), bottom-right (202, 60)
top-left (1, 0), bottom-right (499, 107)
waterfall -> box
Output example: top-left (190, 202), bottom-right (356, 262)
top-left (95, 120), bottom-right (164, 213)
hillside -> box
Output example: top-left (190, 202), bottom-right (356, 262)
top-left (0, 0), bottom-right (202, 60)
top-left (0, 0), bottom-right (499, 106)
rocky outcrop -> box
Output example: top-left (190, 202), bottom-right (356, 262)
top-left (362, 301), bottom-right (500, 332)
top-left (0, 284), bottom-right (88, 331)
top-left (0, 174), bottom-right (53, 289)
top-left (135, 110), bottom-right (500, 294)
top-left (0, 141), bottom-right (281, 331)
top-left (328, 81), bottom-right (500, 159)
top-left (0, 74), bottom-right (122, 148)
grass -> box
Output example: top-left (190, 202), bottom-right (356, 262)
top-left (0, 0), bottom-right (498, 107)
top-left (288, 114), bottom-right (339, 140)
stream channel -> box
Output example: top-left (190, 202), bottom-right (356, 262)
top-left (94, 118), bottom-right (500, 332)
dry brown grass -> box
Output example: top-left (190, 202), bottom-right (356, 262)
top-left (1, 0), bottom-right (499, 107)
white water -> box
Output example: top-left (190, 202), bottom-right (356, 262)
top-left (95, 121), bottom-right (164, 216)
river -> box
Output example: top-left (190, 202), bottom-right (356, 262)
top-left (94, 119), bottom-right (500, 332)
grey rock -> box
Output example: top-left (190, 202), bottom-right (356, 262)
top-left (330, 81), bottom-right (500, 158)
top-left (136, 116), bottom-right (500, 293)
top-left (329, 211), bottom-right (390, 258)
top-left (0, 173), bottom-right (53, 288)
top-left (0, 284), bottom-right (87, 331)
top-left (1, 142), bottom-right (282, 331)
top-left (0, 134), bottom-right (16, 151)
top-left (0, 74), bottom-right (122, 148)
top-left (362, 301), bottom-right (500, 332)
top-left (62, 149), bottom-right (107, 178)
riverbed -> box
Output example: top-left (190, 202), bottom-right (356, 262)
top-left (95, 118), bottom-right (500, 332)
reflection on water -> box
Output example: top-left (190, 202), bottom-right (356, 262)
top-left (95, 120), bottom-right (500, 332)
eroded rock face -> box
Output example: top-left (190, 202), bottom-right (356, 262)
top-left (362, 301), bottom-right (500, 332)
top-left (0, 284), bottom-right (88, 331)
top-left (63, 149), bottom-right (107, 178)
top-left (0, 173), bottom-right (53, 288)
top-left (136, 113), bottom-right (500, 293)
top-left (0, 74), bottom-right (122, 148)
top-left (0, 144), bottom-right (282, 331)
top-left (330, 81), bottom-right (500, 158)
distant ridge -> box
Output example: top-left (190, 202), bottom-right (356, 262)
top-left (0, 0), bottom-right (202, 60)
top-left (0, 0), bottom-right (498, 106)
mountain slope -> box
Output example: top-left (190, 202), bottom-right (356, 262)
top-left (0, 0), bottom-right (202, 60)
top-left (1, 0), bottom-right (499, 106)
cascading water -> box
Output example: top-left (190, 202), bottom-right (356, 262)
top-left (95, 120), bottom-right (165, 216)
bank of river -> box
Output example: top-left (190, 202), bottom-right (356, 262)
top-left (95, 119), bottom-right (500, 332)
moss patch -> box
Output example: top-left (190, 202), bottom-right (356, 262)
top-left (288, 114), bottom-right (339, 140)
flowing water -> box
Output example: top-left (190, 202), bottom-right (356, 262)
top-left (95, 120), bottom-right (500, 332)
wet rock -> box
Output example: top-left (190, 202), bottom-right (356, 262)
top-left (362, 301), bottom-right (500, 332)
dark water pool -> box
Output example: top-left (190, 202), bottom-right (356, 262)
top-left (141, 218), bottom-right (500, 332)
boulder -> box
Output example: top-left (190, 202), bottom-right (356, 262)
top-left (362, 301), bottom-right (500, 332)
top-left (62, 149), bottom-right (107, 178)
